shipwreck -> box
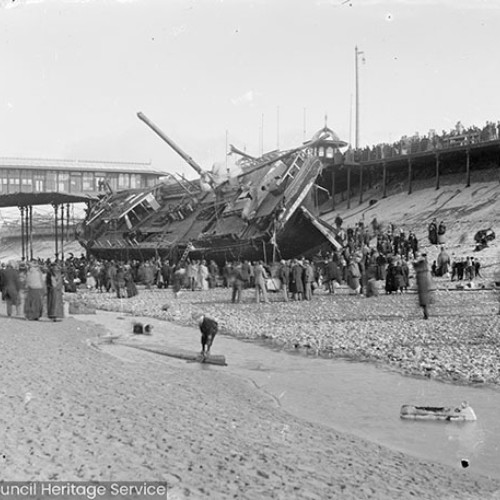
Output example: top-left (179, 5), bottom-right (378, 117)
top-left (77, 112), bottom-right (346, 264)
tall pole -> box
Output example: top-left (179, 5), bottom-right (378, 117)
top-left (355, 46), bottom-right (365, 205)
top-left (355, 46), bottom-right (359, 150)
top-left (225, 129), bottom-right (229, 178)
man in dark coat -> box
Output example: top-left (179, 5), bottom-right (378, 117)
top-left (193, 312), bottom-right (218, 360)
top-left (414, 255), bottom-right (432, 319)
top-left (0, 261), bottom-right (21, 317)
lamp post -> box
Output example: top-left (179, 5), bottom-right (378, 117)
top-left (355, 46), bottom-right (365, 204)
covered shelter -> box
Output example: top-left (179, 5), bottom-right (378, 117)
top-left (0, 191), bottom-right (97, 261)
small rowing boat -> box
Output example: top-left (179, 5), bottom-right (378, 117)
top-left (400, 401), bottom-right (476, 421)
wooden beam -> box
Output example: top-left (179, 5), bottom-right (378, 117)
top-left (347, 164), bottom-right (351, 209)
top-left (359, 164), bottom-right (363, 205)
top-left (465, 148), bottom-right (471, 187)
top-left (331, 166), bottom-right (336, 210)
top-left (123, 343), bottom-right (227, 366)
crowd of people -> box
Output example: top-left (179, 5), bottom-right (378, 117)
top-left (353, 120), bottom-right (500, 162)
top-left (0, 259), bottom-right (64, 321)
top-left (1, 213), bottom-right (494, 320)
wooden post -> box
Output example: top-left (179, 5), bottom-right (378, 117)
top-left (25, 207), bottom-right (29, 259)
top-left (408, 157), bottom-right (413, 195)
top-left (347, 163), bottom-right (351, 209)
top-left (435, 153), bottom-right (440, 190)
top-left (54, 204), bottom-right (59, 259)
top-left (20, 206), bottom-right (25, 261)
top-left (331, 166), bottom-right (336, 210)
top-left (465, 148), bottom-right (471, 187)
top-left (382, 162), bottom-right (387, 198)
top-left (61, 204), bottom-right (65, 261)
top-left (359, 163), bottom-right (363, 205)
top-left (29, 205), bottom-right (33, 261)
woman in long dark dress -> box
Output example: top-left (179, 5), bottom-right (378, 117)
top-left (124, 266), bottom-right (138, 298)
top-left (25, 260), bottom-right (45, 320)
top-left (46, 263), bottom-right (64, 321)
top-left (414, 255), bottom-right (433, 319)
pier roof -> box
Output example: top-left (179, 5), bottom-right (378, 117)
top-left (0, 191), bottom-right (97, 208)
top-left (0, 157), bottom-right (167, 176)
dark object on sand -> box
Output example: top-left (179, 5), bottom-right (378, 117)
top-left (133, 322), bottom-right (153, 335)
top-left (474, 228), bottom-right (495, 251)
top-left (400, 401), bottom-right (476, 421)
top-left (123, 343), bottom-right (227, 366)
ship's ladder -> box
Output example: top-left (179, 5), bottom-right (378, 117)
top-left (277, 152), bottom-right (306, 185)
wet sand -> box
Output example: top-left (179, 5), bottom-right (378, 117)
top-left (1, 311), bottom-right (500, 500)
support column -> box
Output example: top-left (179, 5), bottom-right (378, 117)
top-left (331, 166), bottom-right (336, 210)
top-left (465, 148), bottom-right (471, 187)
top-left (24, 206), bottom-right (30, 261)
top-left (20, 206), bottom-right (25, 261)
top-left (61, 204), bottom-right (65, 261)
top-left (382, 162), bottom-right (387, 198)
top-left (408, 158), bottom-right (413, 195)
top-left (358, 164), bottom-right (363, 205)
top-left (346, 163), bottom-right (351, 209)
top-left (435, 153), bottom-right (440, 190)
top-left (54, 204), bottom-right (59, 260)
top-left (29, 205), bottom-right (33, 261)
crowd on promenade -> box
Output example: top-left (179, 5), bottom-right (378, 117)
top-left (353, 120), bottom-right (500, 162)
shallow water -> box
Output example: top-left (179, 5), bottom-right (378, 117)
top-left (89, 311), bottom-right (500, 480)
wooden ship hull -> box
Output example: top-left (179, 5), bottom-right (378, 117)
top-left (400, 403), bottom-right (477, 421)
top-left (77, 113), bottom-right (343, 264)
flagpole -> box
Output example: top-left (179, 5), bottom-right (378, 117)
top-left (225, 129), bottom-right (229, 178)
top-left (355, 45), bottom-right (365, 204)
top-left (355, 46), bottom-right (360, 150)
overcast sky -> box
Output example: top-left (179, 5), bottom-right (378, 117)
top-left (1, 0), bottom-right (499, 179)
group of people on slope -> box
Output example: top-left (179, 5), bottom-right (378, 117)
top-left (0, 259), bottom-right (64, 321)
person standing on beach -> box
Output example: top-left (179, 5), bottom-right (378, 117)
top-left (46, 262), bottom-right (64, 321)
top-left (0, 261), bottom-right (21, 317)
top-left (253, 261), bottom-right (269, 304)
top-left (279, 260), bottom-right (290, 302)
top-left (231, 263), bottom-right (244, 304)
top-left (413, 254), bottom-right (433, 320)
top-left (25, 260), bottom-right (45, 320)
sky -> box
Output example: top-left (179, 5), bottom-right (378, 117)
top-left (0, 0), bottom-right (499, 180)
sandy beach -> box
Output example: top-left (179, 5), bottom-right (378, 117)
top-left (1, 298), bottom-right (500, 499)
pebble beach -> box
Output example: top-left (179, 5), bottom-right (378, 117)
top-left (73, 279), bottom-right (500, 389)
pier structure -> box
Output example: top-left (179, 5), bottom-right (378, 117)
top-left (319, 136), bottom-right (500, 209)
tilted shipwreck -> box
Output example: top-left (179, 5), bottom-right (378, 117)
top-left (77, 113), bottom-right (345, 264)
